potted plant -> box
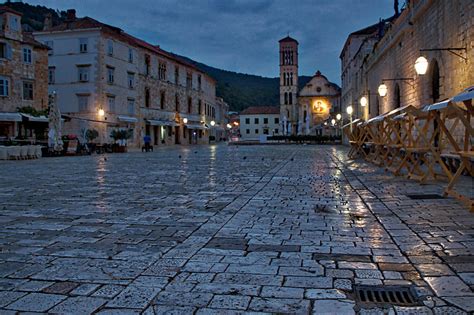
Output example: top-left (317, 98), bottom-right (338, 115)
top-left (85, 129), bottom-right (99, 153)
top-left (110, 129), bottom-right (131, 153)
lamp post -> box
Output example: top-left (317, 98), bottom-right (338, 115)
top-left (183, 118), bottom-right (188, 124)
top-left (336, 113), bottom-right (342, 138)
top-left (346, 105), bottom-right (353, 133)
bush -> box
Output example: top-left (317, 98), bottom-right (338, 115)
top-left (110, 129), bottom-right (132, 141)
top-left (85, 129), bottom-right (99, 142)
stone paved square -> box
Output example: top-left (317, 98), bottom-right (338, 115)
top-left (0, 145), bottom-right (473, 313)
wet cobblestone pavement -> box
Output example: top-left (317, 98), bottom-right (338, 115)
top-left (0, 145), bottom-right (473, 314)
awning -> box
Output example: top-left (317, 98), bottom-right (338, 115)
top-left (118, 115), bottom-right (138, 123)
top-left (20, 113), bottom-right (49, 123)
top-left (366, 115), bottom-right (385, 124)
top-left (422, 99), bottom-right (451, 112)
top-left (452, 86), bottom-right (474, 103)
top-left (0, 112), bottom-right (22, 122)
top-left (185, 124), bottom-right (207, 130)
top-left (342, 118), bottom-right (362, 129)
top-left (147, 119), bottom-right (177, 127)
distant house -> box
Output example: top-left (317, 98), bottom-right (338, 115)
top-left (0, 6), bottom-right (49, 141)
top-left (239, 106), bottom-right (280, 141)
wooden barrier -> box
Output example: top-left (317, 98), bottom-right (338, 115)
top-left (342, 118), bottom-right (366, 159)
top-left (440, 87), bottom-right (474, 211)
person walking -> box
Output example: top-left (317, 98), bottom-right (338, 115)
top-left (143, 134), bottom-right (152, 152)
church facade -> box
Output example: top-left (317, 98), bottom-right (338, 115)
top-left (279, 36), bottom-right (341, 135)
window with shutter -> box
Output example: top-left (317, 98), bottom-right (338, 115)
top-left (23, 48), bottom-right (32, 64)
top-left (0, 43), bottom-right (6, 59)
top-left (79, 38), bottom-right (88, 53)
top-left (22, 81), bottom-right (34, 100)
top-left (0, 76), bottom-right (9, 96)
top-left (77, 95), bottom-right (89, 111)
top-left (6, 43), bottom-right (12, 60)
top-left (78, 66), bottom-right (90, 82)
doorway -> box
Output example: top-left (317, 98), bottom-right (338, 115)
top-left (153, 126), bottom-right (159, 145)
top-left (174, 126), bottom-right (180, 144)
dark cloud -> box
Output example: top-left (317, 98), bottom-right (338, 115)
top-left (27, 0), bottom-right (395, 83)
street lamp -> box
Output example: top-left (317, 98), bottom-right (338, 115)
top-left (336, 113), bottom-right (342, 121)
top-left (378, 84), bottom-right (388, 97)
top-left (226, 123), bottom-right (232, 129)
top-left (183, 118), bottom-right (188, 124)
top-left (331, 118), bottom-right (336, 126)
top-left (414, 56), bottom-right (429, 75)
top-left (346, 105), bottom-right (353, 133)
top-left (98, 108), bottom-right (105, 117)
top-left (346, 105), bottom-right (353, 115)
top-left (210, 120), bottom-right (216, 126)
top-left (360, 96), bottom-right (368, 107)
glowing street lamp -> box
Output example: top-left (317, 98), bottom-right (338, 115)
top-left (346, 105), bottom-right (353, 133)
top-left (183, 118), bottom-right (188, 124)
top-left (210, 120), bottom-right (216, 127)
top-left (346, 105), bottom-right (353, 115)
top-left (331, 118), bottom-right (336, 126)
top-left (378, 84), bottom-right (388, 97)
top-left (360, 96), bottom-right (368, 107)
top-left (226, 123), bottom-right (232, 129)
top-left (414, 56), bottom-right (429, 75)
top-left (98, 108), bottom-right (105, 117)
top-left (336, 113), bottom-right (342, 121)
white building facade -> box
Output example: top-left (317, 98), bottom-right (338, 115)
top-left (34, 10), bottom-right (222, 147)
top-left (239, 106), bottom-right (280, 141)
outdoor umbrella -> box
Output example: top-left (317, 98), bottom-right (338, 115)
top-left (48, 92), bottom-right (63, 152)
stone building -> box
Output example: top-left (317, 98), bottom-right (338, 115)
top-left (279, 36), bottom-right (341, 135)
top-left (0, 6), bottom-right (49, 140)
top-left (341, 0), bottom-right (474, 120)
top-left (34, 9), bottom-right (221, 147)
top-left (240, 106), bottom-right (280, 141)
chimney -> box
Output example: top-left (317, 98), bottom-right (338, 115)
top-left (66, 9), bottom-right (76, 21)
top-left (43, 13), bottom-right (52, 31)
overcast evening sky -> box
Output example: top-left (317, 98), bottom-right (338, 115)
top-left (27, 0), bottom-right (396, 84)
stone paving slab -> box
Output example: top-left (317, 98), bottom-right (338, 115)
top-left (0, 145), bottom-right (473, 313)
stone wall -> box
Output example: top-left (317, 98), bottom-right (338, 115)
top-left (363, 0), bottom-right (473, 117)
top-left (0, 38), bottom-right (48, 112)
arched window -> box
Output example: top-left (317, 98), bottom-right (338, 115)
top-left (290, 73), bottom-right (293, 86)
top-left (394, 83), bottom-right (401, 109)
top-left (284, 92), bottom-right (288, 105)
top-left (376, 97), bottom-right (380, 116)
top-left (431, 59), bottom-right (440, 102)
top-left (289, 93), bottom-right (293, 105)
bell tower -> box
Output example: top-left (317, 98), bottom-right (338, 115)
top-left (279, 36), bottom-right (298, 135)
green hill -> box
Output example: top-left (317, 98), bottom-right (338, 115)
top-left (173, 55), bottom-right (312, 112)
top-left (3, 1), bottom-right (312, 112)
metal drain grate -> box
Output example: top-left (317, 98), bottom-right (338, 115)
top-left (355, 286), bottom-right (419, 306)
top-left (406, 194), bottom-right (445, 200)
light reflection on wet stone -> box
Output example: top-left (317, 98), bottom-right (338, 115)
top-left (0, 145), bottom-right (472, 313)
